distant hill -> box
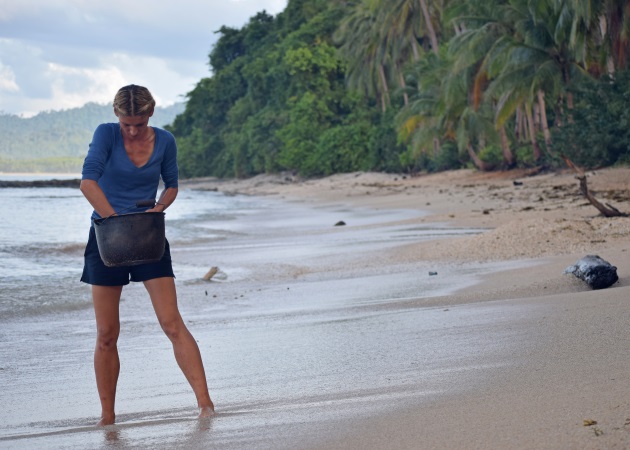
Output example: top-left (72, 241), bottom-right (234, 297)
top-left (0, 102), bottom-right (185, 173)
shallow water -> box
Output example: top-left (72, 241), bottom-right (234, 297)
top-left (0, 179), bottom-right (261, 321)
top-left (0, 176), bottom-right (525, 449)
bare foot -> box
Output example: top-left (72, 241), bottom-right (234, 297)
top-left (97, 414), bottom-right (115, 426)
top-left (198, 405), bottom-right (215, 419)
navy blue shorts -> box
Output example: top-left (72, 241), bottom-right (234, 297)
top-left (80, 226), bottom-right (175, 286)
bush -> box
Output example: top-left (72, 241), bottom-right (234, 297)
top-left (551, 71), bottom-right (630, 168)
top-left (400, 140), bottom-right (462, 173)
top-left (478, 144), bottom-right (503, 166)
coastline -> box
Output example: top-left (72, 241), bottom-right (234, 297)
top-left (2, 167), bottom-right (629, 449)
top-left (180, 167), bottom-right (630, 449)
top-left (181, 167), bottom-right (630, 262)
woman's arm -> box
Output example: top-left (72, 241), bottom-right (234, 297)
top-left (146, 187), bottom-right (178, 213)
top-left (80, 179), bottom-right (117, 218)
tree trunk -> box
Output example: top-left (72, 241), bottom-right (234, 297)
top-left (378, 64), bottom-right (390, 112)
top-left (499, 125), bottom-right (515, 167)
top-left (419, 0), bottom-right (439, 56)
top-left (411, 40), bottom-right (420, 61)
top-left (537, 90), bottom-right (552, 152)
top-left (433, 137), bottom-right (440, 157)
top-left (525, 103), bottom-right (542, 161)
top-left (515, 107), bottom-right (525, 142)
top-left (555, 94), bottom-right (567, 127)
top-left (600, 17), bottom-right (616, 74)
top-left (398, 68), bottom-right (409, 106)
top-left (467, 144), bottom-right (490, 171)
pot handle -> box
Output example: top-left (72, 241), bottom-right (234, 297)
top-left (136, 199), bottom-right (156, 208)
top-left (96, 200), bottom-right (157, 225)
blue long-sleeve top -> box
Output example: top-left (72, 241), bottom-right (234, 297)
top-left (81, 123), bottom-right (179, 219)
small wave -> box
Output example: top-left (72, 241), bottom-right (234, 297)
top-left (40, 195), bottom-right (83, 199)
top-left (0, 296), bottom-right (92, 321)
top-left (0, 276), bottom-right (91, 321)
top-left (0, 406), bottom-right (198, 442)
top-left (1, 242), bottom-right (85, 257)
top-left (52, 243), bottom-right (85, 254)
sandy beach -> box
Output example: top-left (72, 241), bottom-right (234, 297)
top-left (2, 167), bottom-right (629, 449)
top-left (181, 167), bottom-right (630, 449)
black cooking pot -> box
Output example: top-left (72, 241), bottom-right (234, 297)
top-left (93, 200), bottom-right (165, 267)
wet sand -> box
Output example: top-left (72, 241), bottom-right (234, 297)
top-left (2, 168), bottom-right (629, 449)
top-left (184, 168), bottom-right (630, 449)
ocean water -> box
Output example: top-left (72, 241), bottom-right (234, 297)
top-left (1, 174), bottom-right (524, 449)
top-left (0, 174), bottom-right (260, 321)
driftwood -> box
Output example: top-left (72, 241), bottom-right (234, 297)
top-left (561, 155), bottom-right (628, 217)
top-left (202, 267), bottom-right (219, 281)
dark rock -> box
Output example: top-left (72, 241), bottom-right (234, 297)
top-left (334, 221), bottom-right (346, 227)
top-left (564, 255), bottom-right (619, 289)
top-left (428, 271), bottom-right (438, 276)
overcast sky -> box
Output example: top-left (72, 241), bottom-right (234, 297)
top-left (0, 0), bottom-right (287, 117)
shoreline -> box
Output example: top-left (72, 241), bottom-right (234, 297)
top-left (181, 167), bottom-right (630, 449)
top-left (181, 167), bottom-right (630, 262)
top-left (2, 168), bottom-right (629, 448)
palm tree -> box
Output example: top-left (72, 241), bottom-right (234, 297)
top-left (561, 0), bottom-right (630, 74)
top-left (336, 0), bottom-right (439, 110)
top-left (466, 0), bottom-right (593, 161)
top-left (420, 0), bottom-right (441, 54)
top-left (335, 1), bottom-right (392, 111)
top-left (381, 0), bottom-right (442, 55)
top-left (446, 0), bottom-right (519, 166)
top-left (397, 51), bottom-right (448, 163)
top-left (400, 44), bottom-right (500, 171)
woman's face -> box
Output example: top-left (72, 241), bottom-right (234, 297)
top-left (117, 114), bottom-right (151, 140)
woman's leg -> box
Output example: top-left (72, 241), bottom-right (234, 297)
top-left (92, 285), bottom-right (123, 426)
top-left (144, 277), bottom-right (214, 415)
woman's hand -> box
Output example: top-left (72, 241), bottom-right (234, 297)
top-left (80, 179), bottom-right (117, 218)
top-left (145, 203), bottom-right (166, 213)
top-left (145, 187), bottom-right (178, 213)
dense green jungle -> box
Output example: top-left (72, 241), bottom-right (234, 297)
top-left (168, 0), bottom-right (630, 178)
top-left (4, 0), bottom-right (630, 177)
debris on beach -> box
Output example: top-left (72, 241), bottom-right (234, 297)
top-left (564, 255), bottom-right (618, 289)
top-left (429, 271), bottom-right (438, 276)
top-left (202, 267), bottom-right (219, 281)
top-left (334, 221), bottom-right (346, 226)
top-left (563, 156), bottom-right (629, 217)
top-left (583, 420), bottom-right (604, 436)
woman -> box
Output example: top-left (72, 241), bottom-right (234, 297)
top-left (80, 84), bottom-right (214, 426)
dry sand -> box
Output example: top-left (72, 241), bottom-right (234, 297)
top-left (181, 167), bottom-right (630, 449)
